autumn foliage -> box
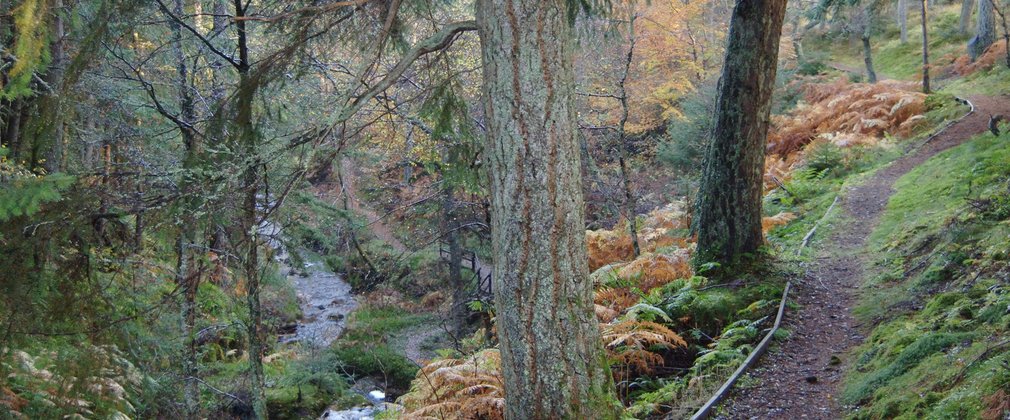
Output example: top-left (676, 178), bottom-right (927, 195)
top-left (768, 78), bottom-right (927, 157)
top-left (764, 78), bottom-right (927, 185)
top-left (399, 349), bottom-right (504, 420)
top-left (602, 320), bottom-right (688, 380)
top-left (951, 40), bottom-right (1008, 76)
top-left (586, 202), bottom-right (692, 271)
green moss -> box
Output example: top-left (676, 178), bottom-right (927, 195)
top-left (265, 383), bottom-right (334, 419)
top-left (942, 65), bottom-right (1010, 96)
top-left (843, 332), bottom-right (975, 404)
top-left (339, 306), bottom-right (428, 340)
top-left (331, 345), bottom-right (417, 390)
top-left (329, 306), bottom-right (427, 390)
top-left (871, 133), bottom-right (1010, 250)
top-left (842, 128), bottom-right (1010, 418)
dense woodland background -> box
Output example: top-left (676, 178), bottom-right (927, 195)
top-left (2, 0), bottom-right (1010, 418)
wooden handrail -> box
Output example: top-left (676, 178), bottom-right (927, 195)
top-left (438, 240), bottom-right (493, 298)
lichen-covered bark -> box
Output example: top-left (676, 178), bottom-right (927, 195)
top-left (862, 33), bottom-right (878, 83)
top-left (476, 0), bottom-right (619, 418)
top-left (694, 0), bottom-right (787, 268)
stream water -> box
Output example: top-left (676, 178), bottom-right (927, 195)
top-left (259, 221), bottom-right (386, 419)
top-left (279, 260), bottom-right (357, 347)
top-left (260, 221), bottom-right (357, 346)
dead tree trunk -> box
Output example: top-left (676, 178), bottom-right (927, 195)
top-left (476, 0), bottom-right (620, 417)
top-left (791, 11), bottom-right (806, 65)
top-left (618, 14), bottom-right (640, 258)
top-left (233, 1), bottom-right (266, 417)
top-left (441, 184), bottom-right (467, 333)
top-left (168, 0), bottom-right (201, 414)
top-left (43, 0), bottom-right (67, 174)
top-left (991, 0), bottom-right (1010, 68)
top-left (694, 0), bottom-right (787, 269)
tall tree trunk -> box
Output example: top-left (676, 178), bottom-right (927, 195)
top-left (233, 1), bottom-right (266, 417)
top-left (969, 0), bottom-right (997, 61)
top-left (40, 0), bottom-right (67, 174)
top-left (618, 14), bottom-right (640, 259)
top-left (922, 0), bottom-right (932, 93)
top-left (694, 0), bottom-right (787, 269)
top-left (960, 0), bottom-right (975, 34)
top-left (899, 0), bottom-right (910, 43)
top-left (862, 16), bottom-right (879, 83)
top-left (169, 0), bottom-right (201, 414)
top-left (442, 184), bottom-right (466, 333)
top-left (476, 0), bottom-right (620, 418)
top-left (173, 234), bottom-right (199, 415)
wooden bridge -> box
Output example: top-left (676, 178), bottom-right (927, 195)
top-left (438, 241), bottom-right (493, 300)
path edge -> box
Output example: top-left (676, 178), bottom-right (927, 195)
top-left (688, 95), bottom-right (975, 420)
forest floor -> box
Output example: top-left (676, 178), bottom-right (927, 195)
top-left (719, 94), bottom-right (1010, 418)
top-left (402, 325), bottom-right (444, 365)
top-left (827, 62), bottom-right (897, 82)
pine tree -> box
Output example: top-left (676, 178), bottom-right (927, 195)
top-left (694, 0), bottom-right (787, 269)
top-left (476, 0), bottom-right (621, 417)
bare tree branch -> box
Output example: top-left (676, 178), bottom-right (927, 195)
top-left (335, 20), bottom-right (479, 125)
top-left (154, 0), bottom-right (241, 69)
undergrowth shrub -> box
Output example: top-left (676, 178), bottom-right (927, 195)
top-left (330, 345), bottom-right (417, 390)
top-left (802, 140), bottom-right (845, 173)
top-left (603, 319), bottom-right (687, 381)
top-left (2, 344), bottom-right (145, 418)
top-left (691, 317), bottom-right (767, 375)
top-left (265, 352), bottom-right (360, 419)
top-left (951, 40), bottom-right (1009, 76)
top-left (797, 59), bottom-right (827, 76)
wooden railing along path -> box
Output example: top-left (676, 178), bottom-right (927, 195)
top-left (438, 241), bottom-right (493, 300)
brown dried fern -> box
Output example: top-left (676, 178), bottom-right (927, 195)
top-left (602, 320), bottom-right (688, 379)
top-left (400, 349), bottom-right (505, 420)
